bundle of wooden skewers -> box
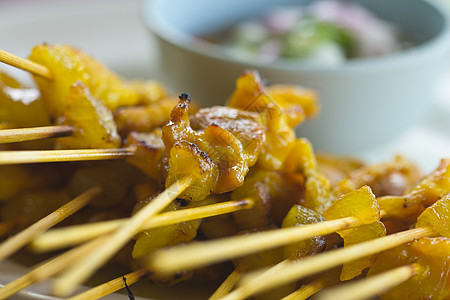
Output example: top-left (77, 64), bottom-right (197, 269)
top-left (0, 44), bottom-right (449, 300)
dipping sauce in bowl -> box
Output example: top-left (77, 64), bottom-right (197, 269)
top-left (200, 0), bottom-right (414, 65)
top-left (142, 0), bottom-right (450, 154)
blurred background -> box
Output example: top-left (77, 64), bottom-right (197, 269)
top-left (0, 0), bottom-right (450, 172)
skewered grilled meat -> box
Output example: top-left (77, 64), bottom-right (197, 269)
top-left (56, 81), bottom-right (121, 149)
top-left (163, 93), bottom-right (266, 201)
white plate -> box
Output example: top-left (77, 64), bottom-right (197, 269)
top-left (1, 1), bottom-right (450, 299)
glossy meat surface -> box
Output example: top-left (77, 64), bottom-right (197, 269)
top-left (282, 204), bottom-right (326, 260)
top-left (125, 129), bottom-right (167, 183)
top-left (115, 97), bottom-right (179, 136)
top-left (29, 44), bottom-right (140, 118)
top-left (228, 70), bottom-right (319, 170)
top-left (163, 94), bottom-right (265, 200)
top-left (378, 159), bottom-right (450, 221)
top-left (57, 81), bottom-right (121, 149)
top-left (369, 237), bottom-right (450, 300)
top-left (324, 186), bottom-right (386, 280)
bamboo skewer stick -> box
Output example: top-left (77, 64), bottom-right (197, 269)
top-left (209, 264), bottom-right (247, 300)
top-left (0, 125), bottom-right (74, 144)
top-left (238, 258), bottom-right (292, 288)
top-left (281, 279), bottom-right (325, 300)
top-left (150, 216), bottom-right (358, 273)
top-left (0, 186), bottom-right (101, 263)
top-left (0, 49), bottom-right (52, 79)
top-left (317, 264), bottom-right (420, 300)
top-left (0, 237), bottom-right (106, 299)
top-left (0, 148), bottom-right (135, 165)
top-left (68, 269), bottom-right (147, 300)
top-left (222, 226), bottom-right (435, 300)
top-left (31, 198), bottom-right (254, 253)
top-left (52, 176), bottom-right (193, 297)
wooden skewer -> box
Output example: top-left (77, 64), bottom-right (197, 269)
top-left (67, 268), bottom-right (147, 300)
top-left (221, 226), bottom-right (434, 300)
top-left (0, 125), bottom-right (74, 144)
top-left (281, 279), bottom-right (325, 300)
top-left (31, 198), bottom-right (254, 253)
top-left (238, 258), bottom-right (292, 288)
top-left (0, 148), bottom-right (135, 165)
top-left (209, 264), bottom-right (247, 300)
top-left (150, 216), bottom-right (358, 273)
top-left (0, 186), bottom-right (101, 263)
top-left (52, 176), bottom-right (192, 297)
top-left (317, 264), bottom-right (420, 300)
top-left (0, 49), bottom-right (52, 79)
top-left (0, 237), bottom-right (106, 299)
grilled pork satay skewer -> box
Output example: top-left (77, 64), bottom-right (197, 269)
top-left (0, 186), bottom-right (101, 262)
top-left (317, 264), bottom-right (420, 300)
top-left (51, 88), bottom-right (272, 295)
top-left (151, 186), bottom-right (383, 273)
top-left (152, 216), bottom-right (357, 273)
top-left (68, 269), bottom-right (148, 300)
top-left (0, 79), bottom-right (134, 163)
top-left (183, 160), bottom-right (450, 286)
top-left (31, 198), bottom-right (254, 252)
top-left (52, 177), bottom-right (192, 297)
top-left (0, 46), bottom-right (169, 145)
top-left (223, 227), bottom-right (433, 300)
top-left (222, 194), bottom-right (450, 300)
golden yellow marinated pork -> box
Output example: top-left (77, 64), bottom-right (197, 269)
top-left (231, 169), bottom-right (304, 230)
top-left (131, 192), bottom-right (228, 285)
top-left (199, 194), bottom-right (239, 239)
top-left (127, 80), bottom-right (169, 105)
top-left (284, 138), bottom-right (334, 213)
top-left (56, 81), bottom-right (121, 149)
top-left (368, 237), bottom-right (450, 300)
top-left (28, 44), bottom-right (140, 118)
top-left (324, 186), bottom-right (386, 280)
top-left (190, 105), bottom-right (265, 169)
top-left (378, 158), bottom-right (450, 222)
top-left (416, 193), bottom-right (450, 237)
top-left (132, 201), bottom-right (201, 260)
top-left (115, 97), bottom-right (179, 137)
top-left (124, 129), bottom-right (167, 183)
top-left (317, 154), bottom-right (365, 187)
top-left (266, 84), bottom-right (319, 127)
top-left (366, 194), bottom-right (450, 299)
top-left (336, 155), bottom-right (421, 197)
top-left (163, 93), bottom-right (266, 201)
top-left (282, 204), bottom-right (326, 260)
top-left (165, 140), bottom-right (219, 202)
top-left (228, 70), bottom-right (319, 170)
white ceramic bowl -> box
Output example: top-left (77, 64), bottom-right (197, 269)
top-left (141, 0), bottom-right (450, 154)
